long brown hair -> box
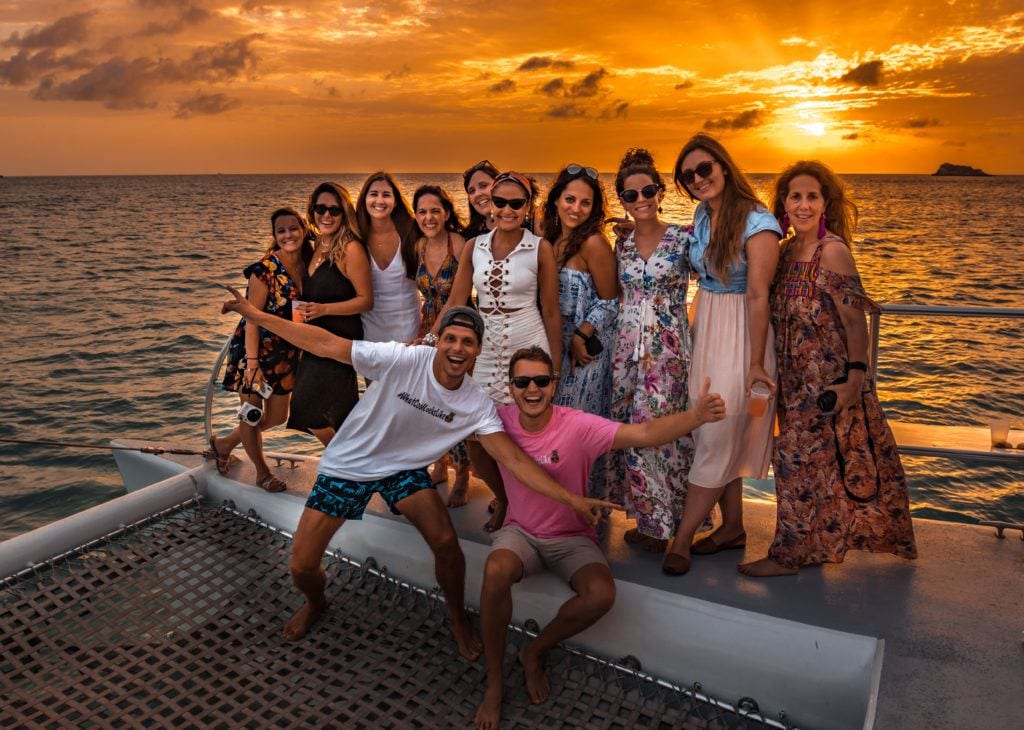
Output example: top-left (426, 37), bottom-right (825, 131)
top-left (673, 133), bottom-right (765, 283)
top-left (770, 160), bottom-right (859, 261)
top-left (306, 182), bottom-right (361, 269)
top-left (542, 166), bottom-right (608, 266)
top-left (267, 206), bottom-right (315, 264)
top-left (356, 171), bottom-right (418, 279)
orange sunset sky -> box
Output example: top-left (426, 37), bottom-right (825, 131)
top-left (1, 0), bottom-right (1022, 175)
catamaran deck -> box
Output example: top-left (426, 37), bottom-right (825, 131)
top-left (3, 441), bottom-right (1022, 728)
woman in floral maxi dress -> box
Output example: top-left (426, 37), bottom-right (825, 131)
top-left (609, 148), bottom-right (694, 550)
top-left (739, 160), bottom-right (917, 577)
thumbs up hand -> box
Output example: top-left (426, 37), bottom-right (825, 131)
top-left (695, 376), bottom-right (726, 424)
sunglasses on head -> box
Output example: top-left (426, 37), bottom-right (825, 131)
top-left (619, 183), bottom-right (662, 204)
top-left (511, 374), bottom-right (554, 389)
top-left (566, 164), bottom-right (599, 180)
top-left (313, 204), bottom-right (343, 217)
top-left (491, 196), bottom-right (529, 210)
top-left (679, 160), bottom-right (717, 187)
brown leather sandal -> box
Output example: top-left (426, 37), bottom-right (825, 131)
top-left (691, 531), bottom-right (747, 556)
top-left (661, 553), bottom-right (692, 576)
top-left (257, 474), bottom-right (287, 493)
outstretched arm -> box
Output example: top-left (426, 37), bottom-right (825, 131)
top-left (477, 431), bottom-right (621, 526)
top-left (612, 377), bottom-right (725, 450)
top-left (221, 285), bottom-right (353, 364)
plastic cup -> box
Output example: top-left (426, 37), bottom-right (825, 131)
top-left (748, 382), bottom-right (771, 418)
top-left (291, 300), bottom-right (306, 323)
top-left (989, 418), bottom-right (1011, 448)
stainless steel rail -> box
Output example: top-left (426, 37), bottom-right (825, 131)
top-left (203, 337), bottom-right (232, 445)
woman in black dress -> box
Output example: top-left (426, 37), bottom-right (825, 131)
top-left (288, 182), bottom-right (372, 446)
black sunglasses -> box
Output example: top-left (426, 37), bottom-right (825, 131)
top-left (566, 164), bottom-right (599, 180)
top-left (679, 160), bottom-right (717, 187)
top-left (492, 196), bottom-right (529, 210)
top-left (510, 374), bottom-right (554, 389)
top-left (619, 183), bottom-right (662, 204)
top-left (313, 204), bottom-right (344, 216)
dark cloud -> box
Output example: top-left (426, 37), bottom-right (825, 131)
top-left (567, 68), bottom-right (608, 98)
top-left (546, 102), bottom-right (586, 119)
top-left (674, 80), bottom-right (694, 90)
top-left (3, 11), bottom-right (93, 50)
top-left (138, 4), bottom-right (212, 37)
top-left (842, 133), bottom-right (860, 140)
top-left (539, 78), bottom-right (565, 96)
top-left (904, 117), bottom-right (942, 128)
top-left (840, 60), bottom-right (883, 86)
top-left (517, 56), bottom-right (575, 71)
top-left (384, 64), bottom-right (411, 80)
top-left (487, 79), bottom-right (515, 94)
top-left (703, 108), bottom-right (764, 130)
top-left (599, 100), bottom-right (629, 120)
top-left (0, 48), bottom-right (92, 86)
top-left (175, 91), bottom-right (241, 118)
top-left (30, 36), bottom-right (261, 110)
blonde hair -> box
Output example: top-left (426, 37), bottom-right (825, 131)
top-left (306, 182), bottom-right (362, 268)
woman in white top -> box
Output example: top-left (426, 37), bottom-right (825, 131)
top-left (434, 171), bottom-right (562, 528)
top-left (355, 172), bottom-right (422, 343)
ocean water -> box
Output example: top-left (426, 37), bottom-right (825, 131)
top-left (1, 173), bottom-right (1022, 540)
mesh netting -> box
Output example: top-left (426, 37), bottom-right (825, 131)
top-left (0, 503), bottom-right (784, 729)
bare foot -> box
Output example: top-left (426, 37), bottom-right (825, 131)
top-left (737, 557), bottom-right (799, 577)
top-left (450, 611), bottom-right (483, 661)
top-left (282, 601), bottom-right (325, 641)
top-left (473, 683), bottom-right (503, 730)
top-left (484, 501), bottom-right (507, 533)
top-left (518, 643), bottom-right (550, 704)
top-left (447, 469), bottom-right (470, 508)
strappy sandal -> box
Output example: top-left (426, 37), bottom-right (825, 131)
top-left (209, 436), bottom-right (233, 476)
top-left (257, 474), bottom-right (287, 493)
top-left (691, 531), bottom-right (747, 556)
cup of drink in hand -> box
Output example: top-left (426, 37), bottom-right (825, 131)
top-left (748, 382), bottom-right (771, 418)
top-left (291, 300), bottom-right (306, 323)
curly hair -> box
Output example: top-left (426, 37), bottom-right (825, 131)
top-left (770, 160), bottom-right (859, 261)
top-left (542, 166), bottom-right (608, 267)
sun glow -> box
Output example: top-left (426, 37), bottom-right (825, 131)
top-left (799, 122), bottom-right (827, 136)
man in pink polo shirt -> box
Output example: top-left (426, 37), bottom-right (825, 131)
top-left (474, 346), bottom-right (726, 730)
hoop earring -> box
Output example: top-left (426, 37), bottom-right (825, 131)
top-left (817, 215), bottom-right (827, 239)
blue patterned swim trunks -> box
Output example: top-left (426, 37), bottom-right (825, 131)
top-left (304, 469), bottom-right (434, 519)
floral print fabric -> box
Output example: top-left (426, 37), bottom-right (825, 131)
top-left (608, 224), bottom-right (694, 539)
top-left (222, 253), bottom-right (301, 396)
top-left (769, 241), bottom-right (917, 568)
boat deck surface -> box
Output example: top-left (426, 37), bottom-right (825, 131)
top-left (119, 443), bottom-right (1024, 728)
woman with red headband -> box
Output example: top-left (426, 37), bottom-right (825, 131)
top-left (433, 171), bottom-right (562, 528)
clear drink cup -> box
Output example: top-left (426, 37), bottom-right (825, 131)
top-left (748, 382), bottom-right (771, 418)
top-left (989, 418), bottom-right (1011, 448)
top-left (291, 300), bottom-right (306, 323)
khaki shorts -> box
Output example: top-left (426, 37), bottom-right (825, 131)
top-left (490, 525), bottom-right (608, 584)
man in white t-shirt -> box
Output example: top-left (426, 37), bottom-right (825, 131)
top-left (473, 346), bottom-right (725, 730)
top-left (221, 290), bottom-right (617, 661)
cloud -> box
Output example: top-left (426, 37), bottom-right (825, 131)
top-left (904, 117), bottom-right (942, 128)
top-left (384, 64), bottom-right (411, 80)
top-left (599, 100), bottom-right (629, 120)
top-left (546, 102), bottom-right (586, 119)
top-left (487, 78), bottom-right (515, 94)
top-left (703, 108), bottom-right (765, 130)
top-left (567, 67), bottom-right (607, 98)
top-left (517, 56), bottom-right (574, 71)
top-left (674, 80), bottom-right (694, 90)
top-left (842, 133), bottom-right (860, 140)
top-left (138, 4), bottom-right (212, 37)
top-left (175, 91), bottom-right (241, 118)
top-left (780, 37), bottom-right (817, 48)
top-left (3, 12), bottom-right (93, 50)
top-left (0, 48), bottom-right (92, 86)
top-left (30, 36), bottom-right (261, 110)
top-left (538, 78), bottom-right (565, 96)
top-left (840, 60), bottom-right (884, 86)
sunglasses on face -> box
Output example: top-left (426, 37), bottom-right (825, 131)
top-left (566, 164), bottom-right (599, 180)
top-left (619, 184), bottom-right (662, 204)
top-left (511, 374), bottom-right (554, 389)
top-left (313, 204), bottom-right (343, 217)
top-left (679, 160), bottom-right (717, 187)
top-left (491, 196), bottom-right (529, 210)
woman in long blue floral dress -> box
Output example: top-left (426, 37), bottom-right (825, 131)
top-left (542, 164), bottom-right (619, 498)
top-left (608, 149), bottom-right (694, 549)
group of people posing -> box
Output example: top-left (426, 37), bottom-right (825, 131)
top-left (214, 132), bottom-right (918, 730)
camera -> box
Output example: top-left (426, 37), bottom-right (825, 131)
top-left (238, 401), bottom-right (264, 425)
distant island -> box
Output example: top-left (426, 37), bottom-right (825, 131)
top-left (933, 162), bottom-right (990, 176)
